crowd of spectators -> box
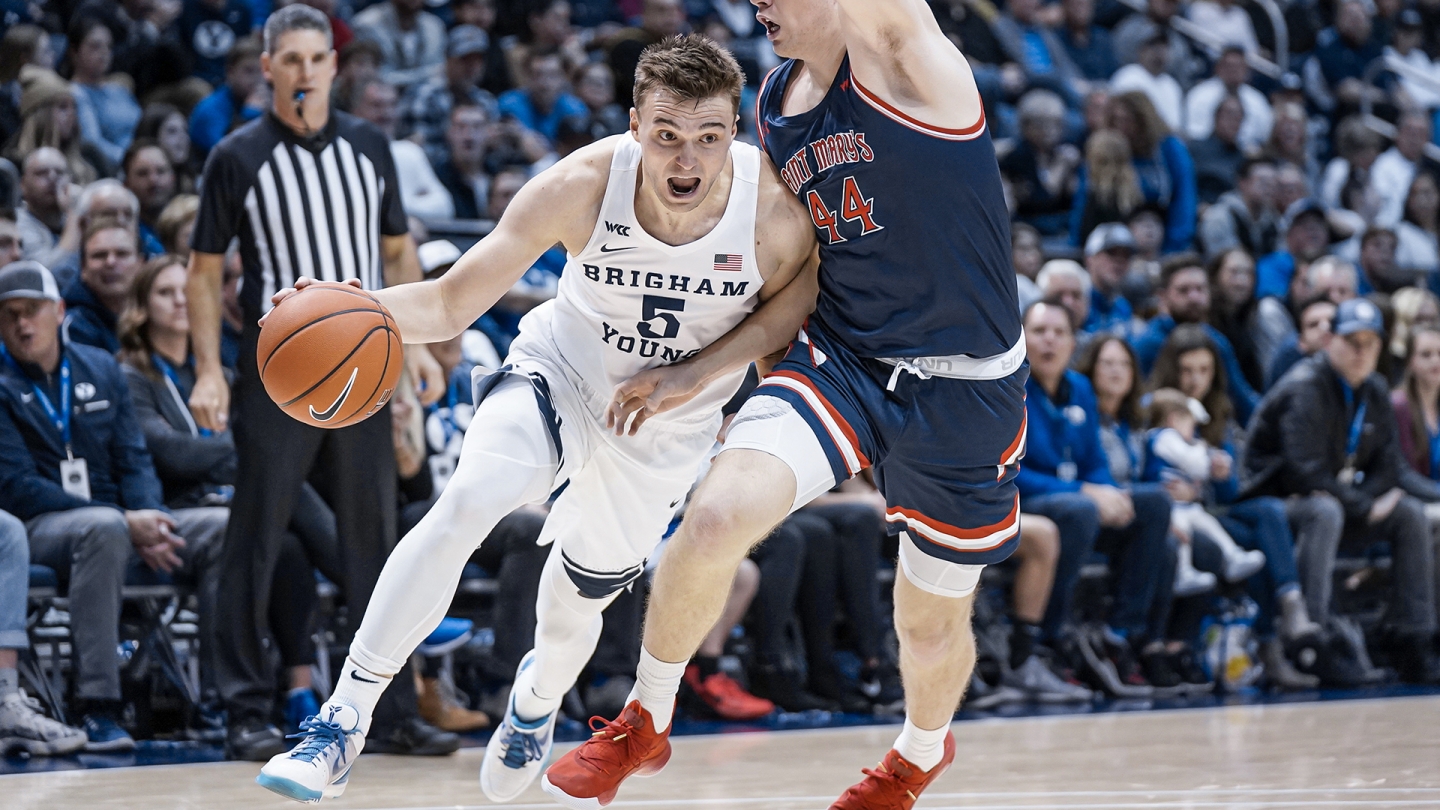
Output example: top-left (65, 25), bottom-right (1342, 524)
top-left (2, 0), bottom-right (1440, 758)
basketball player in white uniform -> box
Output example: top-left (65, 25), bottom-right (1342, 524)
top-left (255, 35), bottom-right (817, 804)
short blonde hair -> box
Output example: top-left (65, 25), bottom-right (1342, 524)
top-left (633, 34), bottom-right (744, 115)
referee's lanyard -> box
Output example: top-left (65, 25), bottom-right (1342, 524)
top-left (2, 345), bottom-right (73, 457)
top-left (1338, 380), bottom-right (1367, 486)
top-left (152, 353), bottom-right (212, 437)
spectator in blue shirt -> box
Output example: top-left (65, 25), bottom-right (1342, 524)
top-left (62, 215), bottom-right (140, 354)
top-left (1256, 199), bottom-right (1344, 300)
top-left (497, 50), bottom-right (588, 145)
top-left (1017, 301), bottom-right (1173, 668)
top-left (1107, 91), bottom-right (1196, 252)
top-left (1306, 0), bottom-right (1384, 120)
top-left (189, 40), bottom-right (265, 154)
top-left (1058, 0), bottom-right (1118, 82)
top-left (1133, 254), bottom-right (1262, 423)
top-left (66, 17), bottom-right (142, 168)
top-left (178, 0), bottom-right (253, 88)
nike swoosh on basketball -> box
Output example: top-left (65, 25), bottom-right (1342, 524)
top-left (310, 368), bottom-right (359, 422)
top-left (350, 670), bottom-right (379, 684)
top-left (599, 244), bottom-right (635, 253)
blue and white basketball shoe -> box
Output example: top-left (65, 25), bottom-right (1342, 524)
top-left (480, 650), bottom-right (560, 802)
top-left (257, 702), bottom-right (365, 804)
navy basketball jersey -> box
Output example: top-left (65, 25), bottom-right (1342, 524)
top-left (757, 56), bottom-right (1021, 359)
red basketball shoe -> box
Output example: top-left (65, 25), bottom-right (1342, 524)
top-left (829, 730), bottom-right (956, 810)
top-left (684, 664), bottom-right (776, 721)
top-left (541, 700), bottom-right (672, 809)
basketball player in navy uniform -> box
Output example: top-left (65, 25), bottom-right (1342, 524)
top-left (546, 1), bottom-right (1027, 808)
top-left (254, 36), bottom-right (820, 804)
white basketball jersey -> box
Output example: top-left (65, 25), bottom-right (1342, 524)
top-left (547, 134), bottom-right (765, 424)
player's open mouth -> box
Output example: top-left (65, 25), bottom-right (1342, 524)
top-left (760, 17), bottom-right (779, 37)
top-left (668, 178), bottom-right (701, 197)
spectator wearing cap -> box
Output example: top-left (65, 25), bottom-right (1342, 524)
top-left (62, 214), bottom-right (141, 354)
top-left (1371, 113), bottom-right (1438, 228)
top-left (188, 38), bottom-right (266, 155)
top-left (399, 26), bottom-right (500, 169)
top-left (353, 0), bottom-right (448, 92)
top-left (1241, 298), bottom-right (1440, 684)
top-left (178, 0), bottom-right (254, 89)
top-left (1134, 253), bottom-right (1262, 422)
top-left (1387, 10), bottom-right (1440, 113)
top-left (1082, 223), bottom-right (1135, 336)
top-left (1305, 0), bottom-right (1384, 120)
top-left (16, 147), bottom-right (70, 261)
top-left (1109, 32), bottom-right (1182, 132)
top-left (1255, 198), bottom-right (1345, 300)
top-left (1184, 47), bottom-right (1273, 153)
top-left (350, 78), bottom-right (456, 221)
top-left (1198, 157), bottom-right (1279, 260)
top-left (0, 260), bottom-right (228, 750)
top-left (497, 50), bottom-right (588, 146)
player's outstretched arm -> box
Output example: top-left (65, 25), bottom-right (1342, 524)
top-left (837, 0), bottom-right (984, 132)
top-left (606, 166), bottom-right (819, 435)
top-left (372, 153), bottom-right (606, 343)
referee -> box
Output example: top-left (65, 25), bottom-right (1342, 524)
top-left (185, 5), bottom-right (451, 761)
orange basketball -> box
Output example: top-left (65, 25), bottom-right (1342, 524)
top-left (257, 281), bottom-right (404, 429)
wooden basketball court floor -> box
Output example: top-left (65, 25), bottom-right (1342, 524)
top-left (7, 695), bottom-right (1440, 809)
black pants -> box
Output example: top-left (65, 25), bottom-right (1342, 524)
top-left (792, 502), bottom-right (884, 677)
top-left (268, 484), bottom-right (342, 669)
top-left (215, 326), bottom-right (413, 726)
top-left (749, 520), bottom-right (807, 666)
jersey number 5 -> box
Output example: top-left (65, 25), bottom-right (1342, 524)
top-left (807, 176), bottom-right (884, 245)
top-left (638, 295), bottom-right (685, 340)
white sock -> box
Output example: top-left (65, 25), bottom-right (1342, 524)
top-left (1177, 542), bottom-right (1198, 574)
top-left (628, 647), bottom-right (686, 732)
top-left (894, 717), bottom-right (948, 772)
top-left (324, 658), bottom-right (393, 734)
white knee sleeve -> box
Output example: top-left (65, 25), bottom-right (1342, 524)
top-left (350, 378), bottom-right (560, 676)
top-left (898, 531), bottom-right (984, 599)
top-left (529, 544), bottom-right (621, 702)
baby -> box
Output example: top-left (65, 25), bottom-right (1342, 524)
top-left (1145, 389), bottom-right (1266, 596)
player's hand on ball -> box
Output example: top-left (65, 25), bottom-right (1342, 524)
top-left (606, 363), bottom-right (706, 437)
top-left (258, 277), bottom-right (362, 327)
top-left (189, 368), bottom-right (231, 433)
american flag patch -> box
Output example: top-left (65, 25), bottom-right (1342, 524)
top-left (714, 254), bottom-right (743, 271)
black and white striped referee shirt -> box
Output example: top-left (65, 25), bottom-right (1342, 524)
top-left (191, 110), bottom-right (408, 326)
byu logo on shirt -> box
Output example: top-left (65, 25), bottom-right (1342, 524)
top-left (74, 382), bottom-right (96, 402)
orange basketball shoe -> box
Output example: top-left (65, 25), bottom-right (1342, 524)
top-left (541, 701), bottom-right (672, 809)
top-left (829, 730), bottom-right (956, 810)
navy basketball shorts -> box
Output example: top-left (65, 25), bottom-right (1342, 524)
top-left (725, 322), bottom-right (1028, 598)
